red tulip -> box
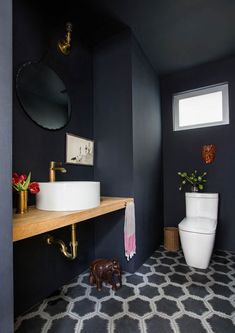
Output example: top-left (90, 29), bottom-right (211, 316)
top-left (19, 174), bottom-right (27, 182)
top-left (12, 173), bottom-right (20, 185)
top-left (12, 173), bottom-right (27, 185)
top-left (29, 182), bottom-right (40, 194)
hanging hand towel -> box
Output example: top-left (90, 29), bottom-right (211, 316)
top-left (124, 201), bottom-right (136, 260)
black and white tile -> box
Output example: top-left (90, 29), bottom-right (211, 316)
top-left (15, 247), bottom-right (235, 332)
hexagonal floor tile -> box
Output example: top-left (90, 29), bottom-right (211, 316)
top-left (81, 275), bottom-right (90, 286)
top-left (229, 255), bottom-right (235, 262)
top-left (186, 284), bottom-right (210, 298)
top-left (176, 315), bottom-right (207, 333)
top-left (193, 267), bottom-right (211, 274)
top-left (212, 256), bottom-right (230, 265)
top-left (137, 265), bottom-right (152, 275)
top-left (114, 315), bottom-right (141, 333)
top-left (48, 316), bottom-right (77, 332)
top-left (125, 274), bottom-right (144, 285)
top-left (210, 272), bottom-right (232, 284)
top-left (151, 251), bottom-right (164, 259)
top-left (168, 273), bottom-right (188, 285)
top-left (139, 285), bottom-right (160, 298)
top-left (115, 285), bottom-right (135, 299)
top-left (162, 284), bottom-right (185, 298)
top-left (214, 250), bottom-right (228, 257)
top-left (160, 257), bottom-right (176, 265)
top-left (208, 297), bottom-right (235, 315)
top-left (173, 264), bottom-right (192, 274)
top-left (89, 286), bottom-right (111, 299)
top-left (211, 264), bottom-right (231, 273)
top-left (182, 298), bottom-right (209, 315)
top-left (15, 316), bottom-right (47, 333)
top-left (153, 264), bottom-right (172, 275)
top-left (177, 257), bottom-right (187, 265)
top-left (128, 298), bottom-right (152, 317)
top-left (207, 314), bottom-right (235, 333)
top-left (147, 273), bottom-right (166, 285)
top-left (155, 298), bottom-right (180, 316)
top-left (145, 315), bottom-right (174, 333)
top-left (65, 285), bottom-right (86, 299)
top-left (189, 273), bottom-right (211, 284)
top-left (72, 299), bottom-right (96, 317)
top-left (164, 251), bottom-right (179, 258)
top-left (81, 315), bottom-right (109, 333)
top-left (13, 246), bottom-right (235, 333)
top-left (44, 298), bottom-right (69, 316)
top-left (100, 298), bottom-right (123, 316)
top-left (229, 262), bottom-right (235, 270)
top-left (209, 283), bottom-right (234, 298)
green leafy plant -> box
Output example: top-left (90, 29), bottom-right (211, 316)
top-left (177, 170), bottom-right (207, 191)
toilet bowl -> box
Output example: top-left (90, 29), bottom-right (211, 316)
top-left (178, 192), bottom-right (219, 269)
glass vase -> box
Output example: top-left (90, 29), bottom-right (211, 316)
top-left (191, 186), bottom-right (199, 192)
top-left (16, 190), bottom-right (28, 214)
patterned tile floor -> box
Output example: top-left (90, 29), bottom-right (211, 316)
top-left (15, 247), bottom-right (235, 333)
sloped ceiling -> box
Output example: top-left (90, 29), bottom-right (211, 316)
top-left (81, 0), bottom-right (235, 74)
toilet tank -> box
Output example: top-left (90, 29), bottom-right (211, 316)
top-left (185, 192), bottom-right (219, 219)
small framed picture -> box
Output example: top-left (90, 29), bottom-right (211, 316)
top-left (66, 133), bottom-right (94, 166)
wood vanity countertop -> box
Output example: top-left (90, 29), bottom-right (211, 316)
top-left (13, 197), bottom-right (133, 242)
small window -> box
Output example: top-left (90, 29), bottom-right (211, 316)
top-left (173, 83), bottom-right (229, 131)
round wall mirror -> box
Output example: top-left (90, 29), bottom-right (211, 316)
top-left (16, 62), bottom-right (71, 130)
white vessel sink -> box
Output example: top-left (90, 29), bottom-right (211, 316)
top-left (36, 181), bottom-right (100, 211)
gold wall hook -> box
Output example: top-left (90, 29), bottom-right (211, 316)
top-left (46, 224), bottom-right (78, 260)
top-left (58, 22), bottom-right (72, 56)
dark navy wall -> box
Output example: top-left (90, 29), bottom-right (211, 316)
top-left (93, 30), bottom-right (134, 272)
top-left (131, 37), bottom-right (163, 270)
top-left (14, 3), bottom-right (163, 315)
top-left (93, 30), bottom-right (162, 272)
top-left (0, 0), bottom-right (13, 331)
top-left (161, 56), bottom-right (235, 252)
top-left (13, 0), bottom-right (94, 316)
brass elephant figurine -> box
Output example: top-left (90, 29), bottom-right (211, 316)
top-left (89, 258), bottom-right (122, 291)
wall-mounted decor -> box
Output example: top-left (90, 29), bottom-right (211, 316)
top-left (202, 144), bottom-right (216, 164)
top-left (16, 61), bottom-right (71, 130)
top-left (66, 133), bottom-right (94, 166)
top-left (58, 22), bottom-right (72, 56)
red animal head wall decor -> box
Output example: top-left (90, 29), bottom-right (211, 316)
top-left (202, 144), bottom-right (216, 164)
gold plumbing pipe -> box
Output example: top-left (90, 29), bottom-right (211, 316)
top-left (46, 224), bottom-right (78, 260)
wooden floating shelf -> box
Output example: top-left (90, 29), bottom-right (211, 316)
top-left (13, 197), bottom-right (133, 242)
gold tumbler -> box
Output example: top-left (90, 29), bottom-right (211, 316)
top-left (16, 190), bottom-right (28, 214)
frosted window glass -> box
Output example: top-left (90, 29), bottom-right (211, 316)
top-left (179, 91), bottom-right (223, 127)
top-left (173, 83), bottom-right (229, 131)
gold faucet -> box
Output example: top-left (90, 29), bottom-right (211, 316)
top-left (49, 161), bottom-right (67, 182)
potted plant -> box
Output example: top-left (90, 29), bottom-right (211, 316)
top-left (12, 172), bottom-right (40, 213)
top-left (177, 170), bottom-right (207, 192)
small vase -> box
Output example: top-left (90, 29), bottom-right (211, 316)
top-left (191, 186), bottom-right (199, 192)
top-left (16, 190), bottom-right (28, 214)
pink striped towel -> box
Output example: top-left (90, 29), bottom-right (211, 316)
top-left (124, 201), bottom-right (136, 260)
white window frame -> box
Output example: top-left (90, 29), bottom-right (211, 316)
top-left (173, 83), bottom-right (229, 131)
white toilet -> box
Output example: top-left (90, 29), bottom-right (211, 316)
top-left (178, 192), bottom-right (219, 269)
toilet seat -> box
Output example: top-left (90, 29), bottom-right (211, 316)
top-left (179, 217), bottom-right (217, 234)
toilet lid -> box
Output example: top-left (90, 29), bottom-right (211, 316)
top-left (178, 217), bottom-right (217, 234)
